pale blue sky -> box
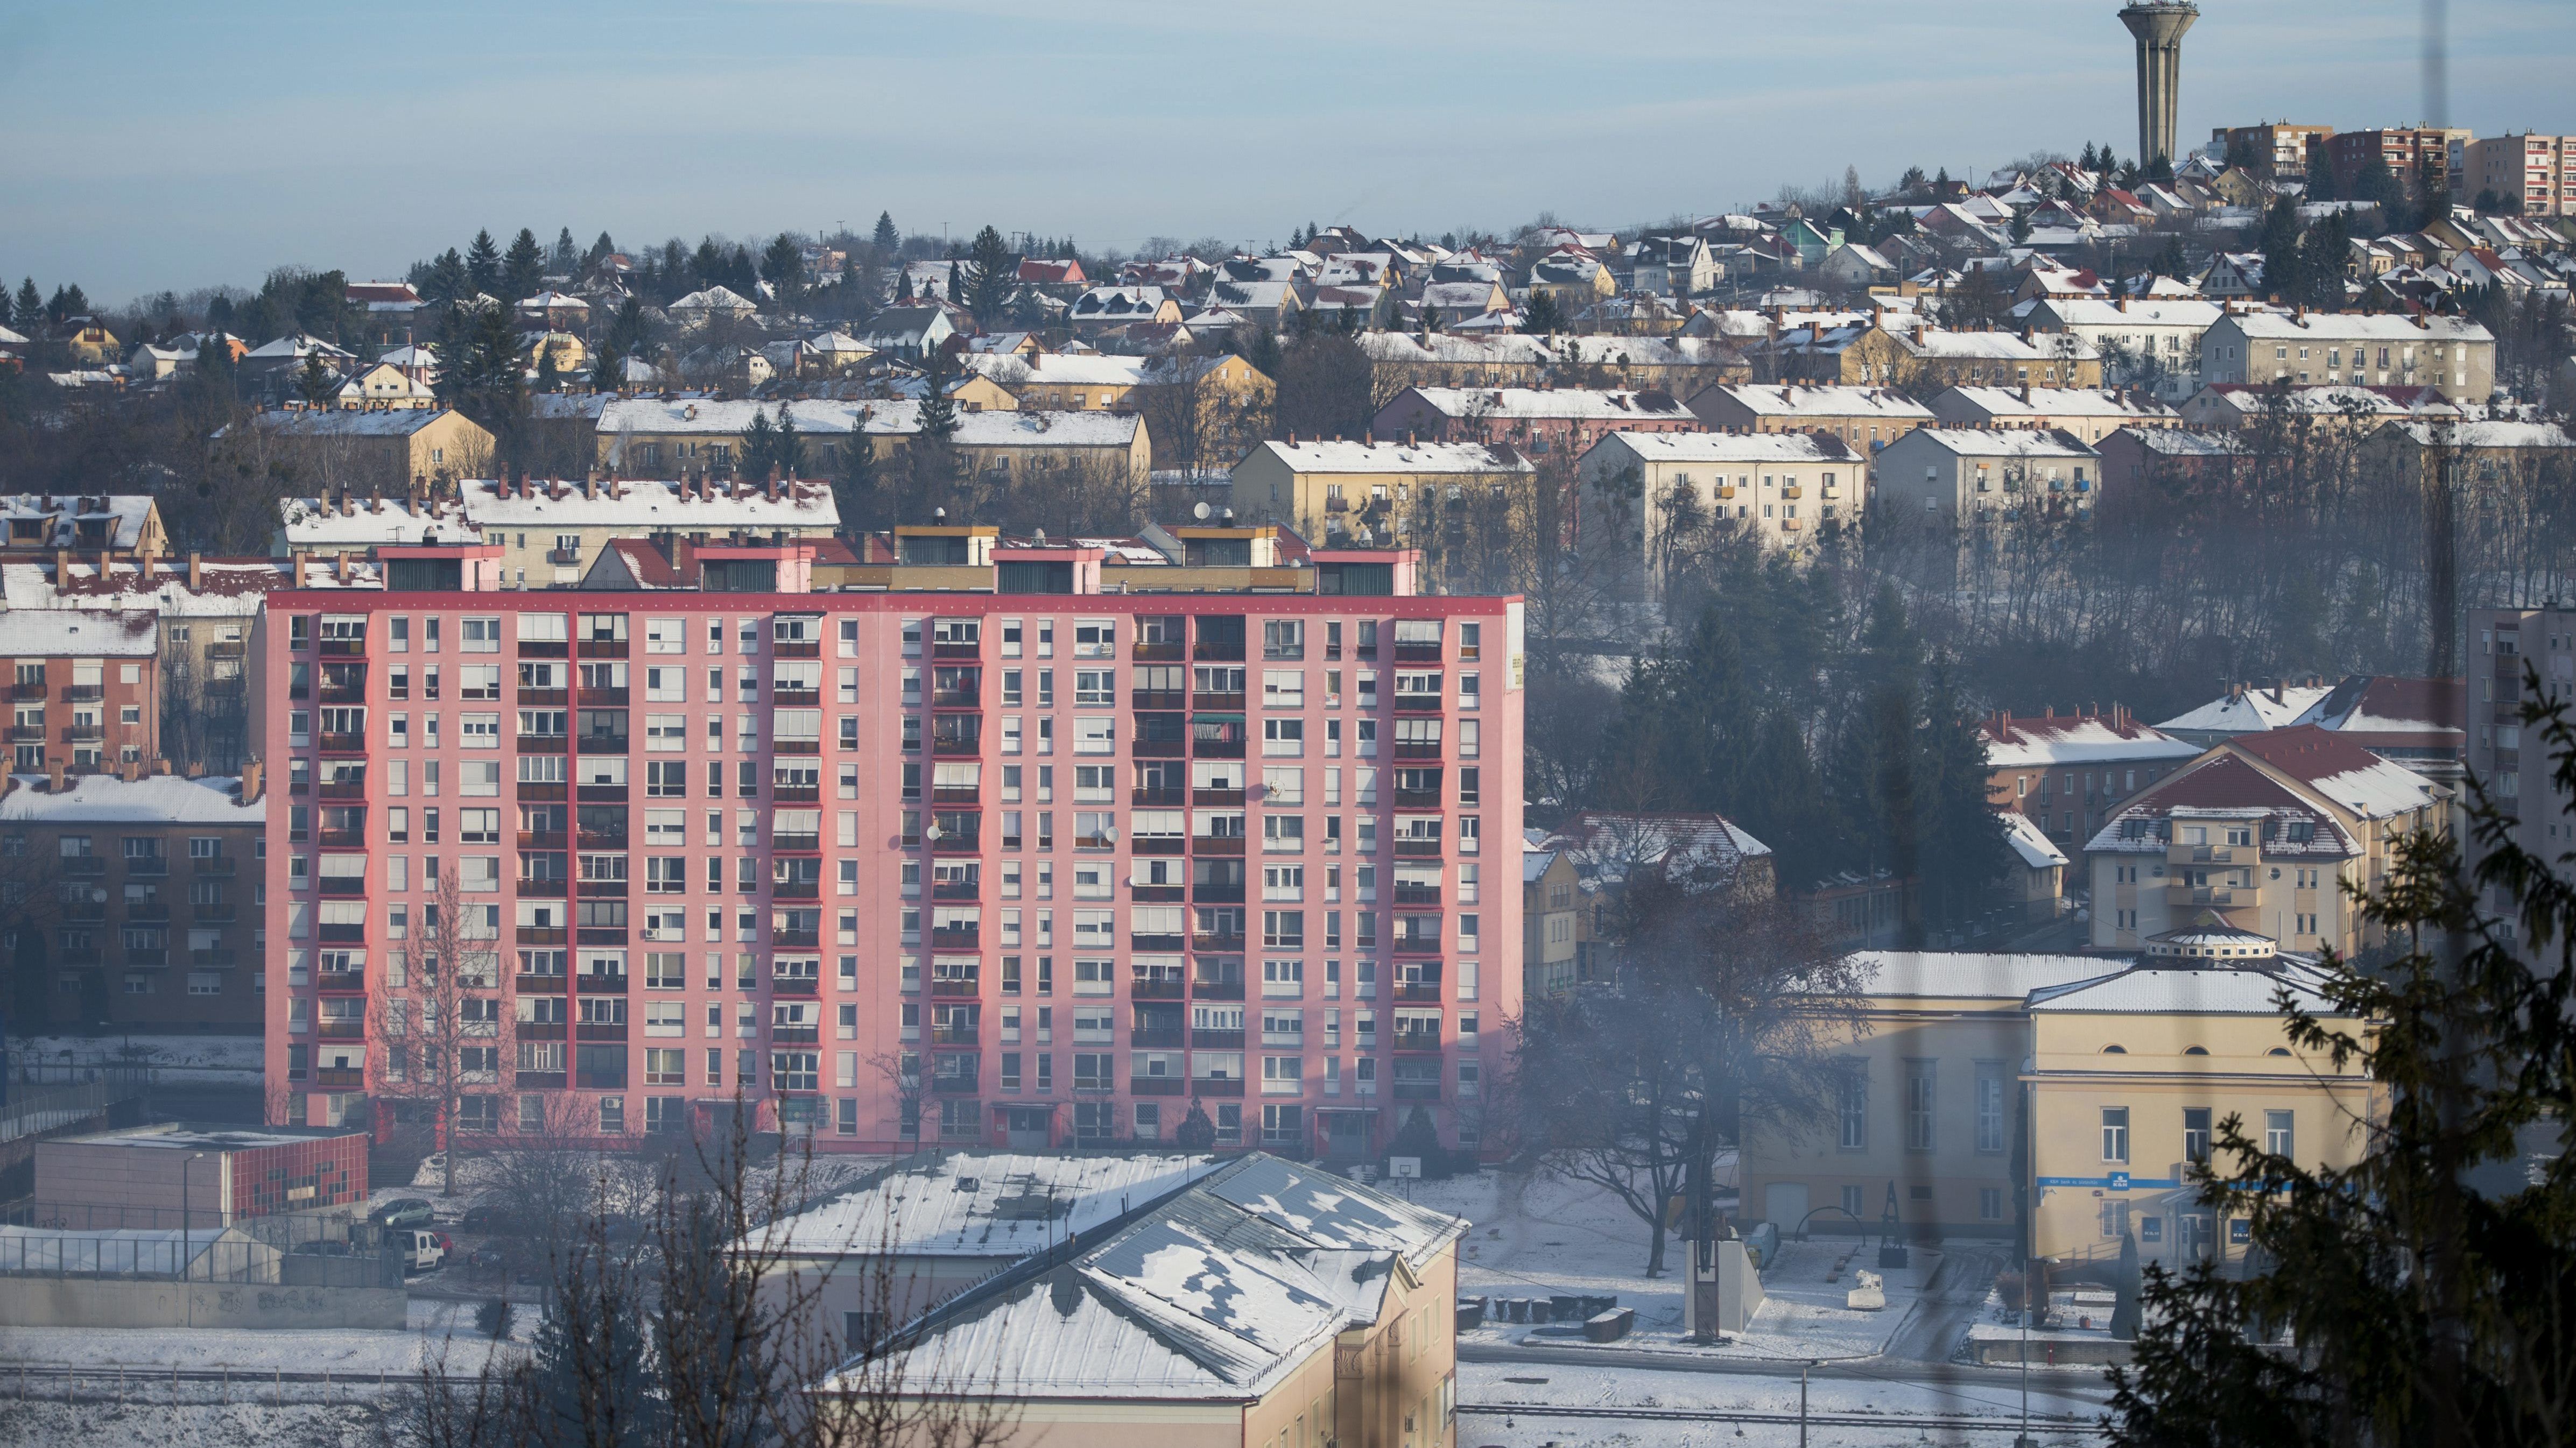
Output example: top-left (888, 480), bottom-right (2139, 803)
top-left (3, 0), bottom-right (2568, 302)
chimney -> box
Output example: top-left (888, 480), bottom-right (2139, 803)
top-left (585, 475), bottom-right (598, 500)
top-left (238, 759), bottom-right (263, 804)
top-left (97, 549), bottom-right (110, 577)
top-left (2271, 680), bottom-right (2284, 705)
top-left (334, 552), bottom-right (350, 584)
top-left (46, 760), bottom-right (64, 793)
top-left (53, 548), bottom-right (67, 585)
top-left (153, 758), bottom-right (171, 775)
top-left (187, 553), bottom-right (201, 591)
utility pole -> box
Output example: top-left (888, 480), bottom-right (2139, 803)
top-left (2015, 1250), bottom-right (2038, 1448)
top-left (1799, 1360), bottom-right (1814, 1448)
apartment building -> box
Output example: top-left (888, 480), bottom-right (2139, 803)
top-left (1520, 843), bottom-right (1592, 1000)
top-left (264, 529), bottom-right (1521, 1160)
top-left (2082, 726), bottom-right (2444, 956)
top-left (2011, 296), bottom-right (2222, 402)
top-left (1977, 705), bottom-right (2200, 845)
top-left (1231, 439), bottom-right (1534, 548)
top-left (0, 609), bottom-right (162, 774)
top-left (0, 495), bottom-right (167, 560)
top-left (2198, 313), bottom-right (2496, 404)
top-left (2462, 132), bottom-right (2572, 217)
top-left (1576, 429), bottom-right (1865, 587)
top-left (2325, 126), bottom-right (2472, 199)
top-left (1870, 428), bottom-right (2100, 527)
top-left (1, 768), bottom-right (266, 1033)
top-left (2467, 607), bottom-right (2576, 879)
top-left (2209, 122), bottom-right (2334, 179)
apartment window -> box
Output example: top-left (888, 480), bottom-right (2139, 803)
top-left (2183, 1107), bottom-right (2212, 1163)
top-left (2102, 1106), bottom-right (2130, 1164)
top-left (1978, 1187), bottom-right (2004, 1222)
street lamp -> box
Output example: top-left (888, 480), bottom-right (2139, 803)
top-left (180, 1151), bottom-right (207, 1280)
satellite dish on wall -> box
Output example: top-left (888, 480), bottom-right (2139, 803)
top-left (1193, 501), bottom-right (1212, 520)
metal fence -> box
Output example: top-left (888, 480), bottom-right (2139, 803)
top-left (0, 1202), bottom-right (402, 1288)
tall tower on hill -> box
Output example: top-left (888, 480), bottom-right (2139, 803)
top-left (2118, 1), bottom-right (2200, 170)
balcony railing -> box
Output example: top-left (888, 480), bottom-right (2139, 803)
top-left (1194, 836), bottom-right (1244, 856)
top-left (1392, 1029), bottom-right (1442, 1053)
top-left (1131, 690), bottom-right (1184, 711)
top-left (1191, 1077), bottom-right (1245, 1097)
top-left (1131, 641), bottom-right (1184, 661)
top-left (1192, 788), bottom-right (1244, 807)
top-left (1392, 1080), bottom-right (1441, 1100)
top-left (772, 976), bottom-right (819, 995)
top-left (1190, 1027), bottom-right (1244, 1049)
top-left (1131, 1077), bottom-right (1187, 1095)
top-left (576, 973), bottom-right (629, 993)
top-left (1130, 1026), bottom-right (1185, 1049)
top-left (1130, 977), bottom-right (1184, 1000)
top-left (929, 977), bottom-right (981, 997)
top-left (1190, 979), bottom-right (1245, 1001)
top-left (1393, 980), bottom-right (1444, 1002)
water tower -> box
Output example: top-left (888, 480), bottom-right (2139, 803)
top-left (2117, 1), bottom-right (2199, 169)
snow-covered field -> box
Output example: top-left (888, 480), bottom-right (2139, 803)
top-left (0, 1401), bottom-right (383, 1448)
top-left (1457, 1360), bottom-right (2113, 1446)
top-left (1412, 1168), bottom-right (1946, 1361)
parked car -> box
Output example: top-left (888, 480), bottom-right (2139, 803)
top-left (400, 1230), bottom-right (447, 1275)
top-left (460, 1202), bottom-right (519, 1234)
top-left (468, 1245), bottom-right (508, 1272)
top-left (371, 1198), bottom-right (435, 1231)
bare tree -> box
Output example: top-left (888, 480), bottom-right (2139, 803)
top-left (374, 866), bottom-right (510, 1197)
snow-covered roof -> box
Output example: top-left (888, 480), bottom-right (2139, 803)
top-left (1397, 386), bottom-right (1690, 421)
top-left (2026, 298), bottom-right (2223, 329)
top-left (2385, 420), bottom-right (2576, 450)
top-left (667, 285), bottom-right (758, 314)
top-left (1894, 428), bottom-right (2098, 460)
top-left (1842, 951), bottom-right (2114, 1001)
top-left (1693, 384), bottom-right (1934, 421)
top-left (2232, 726), bottom-right (2443, 819)
top-left (0, 495), bottom-right (157, 550)
top-left (459, 477), bottom-right (838, 531)
top-left (1980, 712), bottom-right (2199, 768)
top-left (1585, 430), bottom-right (1859, 465)
top-left (824, 1155), bottom-right (1464, 1402)
top-left (0, 772), bottom-right (262, 824)
top-left (1896, 329), bottom-right (2101, 363)
top-left (1245, 440), bottom-right (1531, 475)
top-left (1937, 386), bottom-right (2177, 421)
top-left (0, 560), bottom-right (284, 618)
top-left (2002, 810), bottom-right (2070, 869)
top-left (278, 496), bottom-right (478, 548)
top-left (0, 608), bottom-right (157, 658)
top-left (2227, 312), bottom-right (2491, 344)
top-left (2027, 959), bottom-right (2341, 1016)
top-left (2289, 675), bottom-right (2462, 752)
top-left (969, 353), bottom-right (1150, 389)
top-left (234, 408), bottom-right (460, 439)
top-left (950, 410), bottom-right (1143, 449)
top-left (761, 1150), bottom-right (1220, 1260)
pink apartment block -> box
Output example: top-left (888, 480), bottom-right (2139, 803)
top-left (263, 538), bottom-right (1521, 1161)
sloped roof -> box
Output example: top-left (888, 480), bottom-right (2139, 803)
top-left (2002, 810), bottom-right (2070, 869)
top-left (1245, 440), bottom-right (1530, 476)
top-left (761, 1150), bottom-right (1222, 1260)
top-left (460, 477), bottom-right (838, 531)
top-left (1980, 712), bottom-right (2199, 768)
top-left (1586, 430), bottom-right (1857, 465)
top-left (1694, 384), bottom-right (1933, 421)
top-left (0, 608), bottom-right (158, 658)
top-left (2158, 683), bottom-right (2334, 736)
top-left (1398, 386), bottom-right (1688, 421)
top-left (0, 495), bottom-right (157, 550)
top-left (2230, 725), bottom-right (2442, 817)
top-left (1841, 951), bottom-right (2109, 1001)
top-left (2026, 958), bottom-right (2341, 1016)
top-left (0, 772), bottom-right (262, 824)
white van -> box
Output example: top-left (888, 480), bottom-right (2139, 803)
top-left (401, 1230), bottom-right (447, 1274)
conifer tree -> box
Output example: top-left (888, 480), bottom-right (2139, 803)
top-left (423, 249), bottom-right (468, 309)
top-left (548, 227), bottom-right (579, 274)
top-left (962, 225), bottom-right (1015, 327)
top-left (501, 228), bottom-right (545, 302)
top-left (872, 211), bottom-right (899, 253)
top-left (590, 342), bottom-right (622, 394)
top-left (465, 229), bottom-right (501, 297)
top-left (10, 279), bottom-right (39, 333)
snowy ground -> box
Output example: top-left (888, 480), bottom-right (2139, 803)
top-left (1415, 1169), bottom-right (1945, 1361)
top-left (6, 1033), bottom-right (263, 1089)
top-left (1458, 1360), bottom-right (2112, 1446)
top-left (0, 1401), bottom-right (384, 1448)
top-left (0, 1296), bottom-right (531, 1379)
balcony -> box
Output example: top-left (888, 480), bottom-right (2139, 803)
top-left (1391, 790), bottom-right (1440, 812)
top-left (576, 973), bottom-right (629, 994)
top-left (1392, 1080), bottom-right (1441, 1100)
top-left (60, 901), bottom-right (105, 922)
top-left (580, 687), bottom-right (630, 705)
top-left (316, 1019), bottom-right (364, 1039)
top-left (516, 927), bottom-right (568, 945)
top-left (772, 976), bottom-right (819, 995)
top-left (518, 1022), bottom-right (567, 1041)
top-left (60, 856), bottom-right (105, 877)
top-left (518, 780), bottom-right (567, 802)
top-left (578, 637), bottom-right (630, 659)
top-left (931, 687), bottom-right (981, 709)
top-left (1392, 934), bottom-right (1441, 957)
top-left (575, 1070), bottom-right (628, 1090)
top-left (931, 640), bottom-right (980, 660)
top-left (930, 1072), bottom-right (980, 1095)
top-left (517, 973), bottom-right (568, 993)
top-left (775, 928), bottom-right (820, 948)
top-left (319, 876), bottom-right (367, 898)
top-left (1393, 838), bottom-right (1444, 858)
top-left (1194, 836), bottom-right (1244, 857)
top-left (772, 784), bottom-right (819, 803)
top-left (1392, 693), bottom-right (1442, 716)
top-left (1190, 1027), bottom-right (1244, 1049)
top-left (930, 977), bottom-right (981, 997)
top-left (773, 686), bottom-right (820, 707)
top-left (1131, 689), bottom-right (1184, 711)
top-left (931, 736), bottom-right (981, 758)
top-left (1131, 641), bottom-right (1184, 661)
top-left (1191, 691), bottom-right (1245, 712)
top-left (1131, 976), bottom-right (1184, 1000)
top-left (518, 829), bottom-right (568, 850)
top-left (1131, 1077), bottom-right (1187, 1095)
top-left (1391, 885), bottom-right (1441, 907)
top-left (516, 1071), bottom-right (568, 1089)
top-left (1393, 641), bottom-right (1441, 664)
top-left (124, 902), bottom-right (171, 923)
top-left (317, 683), bottom-right (366, 705)
top-left (773, 638), bottom-right (821, 660)
top-left (316, 829), bottom-right (364, 848)
top-left (1191, 787), bottom-right (1245, 808)
top-left (318, 924), bottom-right (364, 944)
top-left (318, 779), bottom-right (367, 800)
top-left (931, 1025), bottom-right (980, 1047)
top-left (318, 731), bottom-right (366, 753)
top-left (5, 725), bottom-right (41, 744)
top-left (931, 879), bottom-right (980, 902)
top-left (315, 1068), bottom-right (367, 1090)
top-left (770, 1025), bottom-right (818, 1044)
top-left (519, 879), bottom-right (568, 898)
top-left (1393, 980), bottom-right (1444, 1002)
top-left (60, 724), bottom-right (104, 744)
top-left (1130, 1026), bottom-right (1185, 1049)
top-left (1132, 835), bottom-right (1183, 857)
top-left (62, 684), bottom-right (104, 703)
top-left (773, 880), bottom-right (820, 900)
top-left (191, 948), bottom-right (240, 968)
top-left (1191, 1077), bottom-right (1245, 1097)
top-left (576, 1023), bottom-right (629, 1042)
top-left (1392, 1028), bottom-right (1442, 1053)
top-left (10, 682), bottom-right (44, 701)
top-left (315, 970), bottom-right (365, 993)
top-left (930, 926), bottom-right (980, 950)
top-left (1192, 884), bottom-right (1244, 904)
top-left (578, 734), bottom-right (630, 754)
top-left (576, 927), bottom-right (627, 946)
top-left (1191, 978), bottom-right (1245, 1001)
top-left (123, 857), bottom-right (168, 878)
top-left (1392, 741), bottom-right (1441, 760)
top-left (519, 687), bottom-right (567, 707)
top-left (1132, 737), bottom-right (1185, 759)
top-left (1191, 738), bottom-right (1245, 760)
top-left (1131, 786), bottom-right (1183, 807)
top-left (518, 733), bottom-right (568, 754)
top-left (518, 638), bottom-right (569, 659)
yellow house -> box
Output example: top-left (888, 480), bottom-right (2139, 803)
top-left (1231, 439), bottom-right (1533, 544)
top-left (946, 409), bottom-right (1152, 490)
top-left (1526, 250), bottom-right (1616, 305)
top-left (1741, 938), bottom-right (2377, 1280)
top-left (2084, 725), bottom-right (2444, 957)
top-left (816, 1155), bottom-right (1465, 1448)
top-left (973, 352), bottom-right (1149, 410)
top-left (524, 330), bottom-right (587, 375)
top-left (61, 323), bottom-right (121, 366)
top-left (2023, 928), bottom-right (2374, 1270)
top-left (227, 405), bottom-right (496, 491)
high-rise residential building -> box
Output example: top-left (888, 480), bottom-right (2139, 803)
top-left (2462, 133), bottom-right (2574, 218)
top-left (264, 527), bottom-right (1521, 1162)
top-left (2209, 122), bottom-right (2334, 179)
top-left (2325, 126), bottom-right (2474, 200)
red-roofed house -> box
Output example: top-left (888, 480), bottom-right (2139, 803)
top-left (2084, 725), bottom-right (2445, 955)
top-left (2288, 675), bottom-right (2465, 779)
top-left (1016, 258), bottom-right (1088, 287)
top-left (1977, 704), bottom-right (2199, 844)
